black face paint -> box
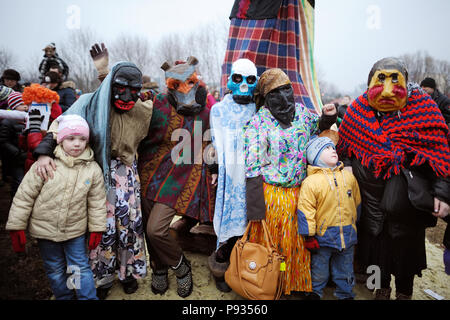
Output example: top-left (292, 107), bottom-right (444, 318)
top-left (265, 85), bottom-right (296, 128)
top-left (111, 65), bottom-right (142, 112)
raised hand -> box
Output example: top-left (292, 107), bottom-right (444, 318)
top-left (90, 43), bottom-right (108, 61)
top-left (90, 43), bottom-right (109, 80)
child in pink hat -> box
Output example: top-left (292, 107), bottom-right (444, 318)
top-left (6, 114), bottom-right (106, 300)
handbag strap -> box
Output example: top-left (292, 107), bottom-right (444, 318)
top-left (236, 220), bottom-right (285, 300)
top-left (242, 220), bottom-right (276, 252)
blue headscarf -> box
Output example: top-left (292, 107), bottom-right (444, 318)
top-left (65, 61), bottom-right (140, 187)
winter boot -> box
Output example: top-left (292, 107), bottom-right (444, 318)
top-left (374, 287), bottom-right (392, 300)
top-left (171, 255), bottom-right (193, 298)
top-left (96, 284), bottom-right (112, 300)
top-left (151, 269), bottom-right (169, 295)
top-left (121, 277), bottom-right (138, 294)
top-left (396, 292), bottom-right (412, 300)
top-left (208, 251), bottom-right (231, 293)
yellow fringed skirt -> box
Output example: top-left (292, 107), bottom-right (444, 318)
top-left (249, 183), bottom-right (312, 295)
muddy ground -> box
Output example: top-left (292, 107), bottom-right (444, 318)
top-left (0, 176), bottom-right (448, 301)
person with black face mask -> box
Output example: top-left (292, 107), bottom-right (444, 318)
top-left (243, 68), bottom-right (337, 297)
top-left (32, 43), bottom-right (153, 300)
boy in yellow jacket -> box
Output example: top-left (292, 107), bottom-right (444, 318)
top-left (6, 115), bottom-right (106, 300)
top-left (297, 136), bottom-right (361, 300)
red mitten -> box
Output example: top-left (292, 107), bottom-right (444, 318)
top-left (10, 230), bottom-right (26, 253)
top-left (304, 236), bottom-right (320, 254)
top-left (88, 232), bottom-right (103, 250)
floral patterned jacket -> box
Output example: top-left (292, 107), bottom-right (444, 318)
top-left (244, 103), bottom-right (319, 188)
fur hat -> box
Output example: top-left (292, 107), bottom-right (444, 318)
top-left (420, 77), bottom-right (436, 90)
top-left (306, 136), bottom-right (335, 166)
top-left (7, 91), bottom-right (24, 110)
top-left (2, 69), bottom-right (21, 82)
top-left (57, 114), bottom-right (90, 144)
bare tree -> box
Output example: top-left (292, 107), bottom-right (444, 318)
top-left (183, 20), bottom-right (229, 88)
top-left (399, 51), bottom-right (450, 94)
top-left (58, 28), bottom-right (99, 93)
top-left (19, 53), bottom-right (42, 83)
top-left (150, 19), bottom-right (229, 91)
top-left (109, 34), bottom-right (155, 76)
top-left (0, 47), bottom-right (15, 73)
top-left (316, 64), bottom-right (341, 103)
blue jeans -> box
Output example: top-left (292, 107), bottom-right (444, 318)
top-left (311, 245), bottom-right (355, 299)
top-left (38, 234), bottom-right (98, 300)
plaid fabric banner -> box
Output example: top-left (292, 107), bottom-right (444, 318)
top-left (221, 0), bottom-right (322, 114)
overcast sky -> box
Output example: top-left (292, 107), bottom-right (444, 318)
top-left (1, 0), bottom-right (449, 93)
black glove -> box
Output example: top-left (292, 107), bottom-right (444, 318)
top-left (28, 109), bottom-right (45, 133)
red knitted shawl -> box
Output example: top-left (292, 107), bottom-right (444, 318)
top-left (337, 89), bottom-right (450, 180)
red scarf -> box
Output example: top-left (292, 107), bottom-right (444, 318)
top-left (337, 89), bottom-right (450, 179)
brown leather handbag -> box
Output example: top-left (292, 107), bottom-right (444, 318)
top-left (224, 220), bottom-right (285, 300)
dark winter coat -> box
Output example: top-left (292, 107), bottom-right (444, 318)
top-left (431, 89), bottom-right (450, 124)
top-left (444, 215), bottom-right (450, 250)
top-left (348, 157), bottom-right (448, 237)
top-left (345, 155), bottom-right (449, 277)
top-left (38, 54), bottom-right (69, 81)
top-left (55, 82), bottom-right (77, 112)
top-left (0, 119), bottom-right (26, 170)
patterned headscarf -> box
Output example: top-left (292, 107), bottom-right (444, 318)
top-left (254, 68), bottom-right (291, 108)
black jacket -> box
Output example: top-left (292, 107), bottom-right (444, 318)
top-left (431, 89), bottom-right (450, 124)
top-left (347, 156), bottom-right (448, 237)
top-left (38, 54), bottom-right (69, 81)
top-left (0, 119), bottom-right (26, 169)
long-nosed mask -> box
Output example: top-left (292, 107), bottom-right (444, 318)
top-left (367, 57), bottom-right (408, 113)
top-left (162, 56), bottom-right (207, 116)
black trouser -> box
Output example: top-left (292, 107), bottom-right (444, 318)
top-left (9, 165), bottom-right (24, 198)
top-left (380, 272), bottom-right (414, 296)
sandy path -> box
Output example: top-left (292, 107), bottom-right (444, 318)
top-left (106, 239), bottom-right (448, 301)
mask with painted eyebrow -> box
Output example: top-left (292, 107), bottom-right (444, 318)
top-left (368, 69), bottom-right (407, 112)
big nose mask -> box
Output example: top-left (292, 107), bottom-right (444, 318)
top-left (367, 69), bottom-right (407, 113)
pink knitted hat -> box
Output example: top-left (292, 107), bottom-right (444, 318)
top-left (57, 114), bottom-right (90, 144)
